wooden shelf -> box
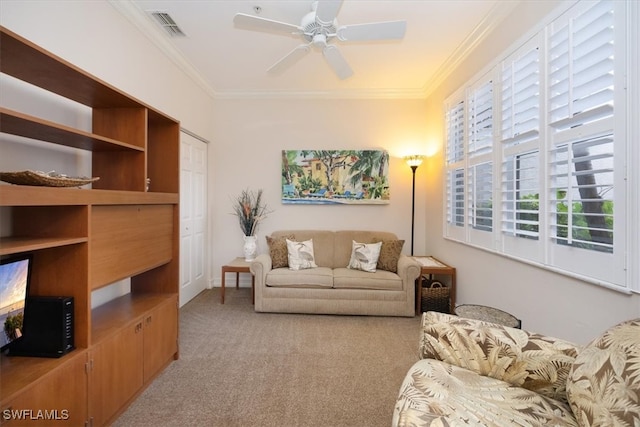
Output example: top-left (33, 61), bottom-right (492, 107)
top-left (0, 26), bottom-right (176, 121)
top-left (1, 27), bottom-right (140, 109)
top-left (91, 293), bottom-right (176, 345)
top-left (0, 236), bottom-right (87, 256)
top-left (0, 186), bottom-right (178, 206)
top-left (0, 108), bottom-right (145, 152)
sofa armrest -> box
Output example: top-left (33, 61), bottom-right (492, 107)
top-left (397, 254), bottom-right (421, 286)
top-left (250, 253), bottom-right (271, 276)
top-left (250, 254), bottom-right (271, 310)
top-left (420, 311), bottom-right (581, 403)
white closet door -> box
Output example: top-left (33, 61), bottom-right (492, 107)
top-left (179, 131), bottom-right (208, 307)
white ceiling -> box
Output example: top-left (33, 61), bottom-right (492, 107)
top-left (113, 0), bottom-right (519, 99)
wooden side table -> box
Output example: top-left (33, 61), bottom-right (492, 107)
top-left (221, 257), bottom-right (255, 304)
top-left (412, 256), bottom-right (456, 315)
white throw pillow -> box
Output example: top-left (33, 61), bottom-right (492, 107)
top-left (286, 239), bottom-right (318, 270)
top-left (348, 240), bottom-right (382, 273)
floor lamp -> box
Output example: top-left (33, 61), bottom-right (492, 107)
top-left (405, 155), bottom-right (424, 256)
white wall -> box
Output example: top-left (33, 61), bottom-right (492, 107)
top-left (210, 97), bottom-right (429, 280)
top-left (423, 0), bottom-right (640, 344)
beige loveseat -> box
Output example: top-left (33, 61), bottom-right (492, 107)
top-left (393, 311), bottom-right (640, 426)
top-left (249, 230), bottom-right (421, 317)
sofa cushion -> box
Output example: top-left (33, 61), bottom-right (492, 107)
top-left (265, 266), bottom-right (333, 288)
top-left (393, 358), bottom-right (578, 427)
top-left (375, 239), bottom-right (404, 273)
top-left (566, 318), bottom-right (640, 427)
top-left (266, 234), bottom-right (293, 269)
top-left (286, 239), bottom-right (318, 270)
top-left (333, 267), bottom-right (402, 290)
top-left (347, 240), bottom-right (382, 272)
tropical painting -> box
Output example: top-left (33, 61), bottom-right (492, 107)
top-left (281, 150), bottom-right (390, 205)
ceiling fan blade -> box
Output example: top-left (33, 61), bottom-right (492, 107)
top-left (233, 13), bottom-right (302, 36)
top-left (267, 44), bottom-right (311, 75)
top-left (315, 0), bottom-right (343, 25)
top-left (322, 45), bottom-right (353, 80)
top-left (337, 21), bottom-right (407, 42)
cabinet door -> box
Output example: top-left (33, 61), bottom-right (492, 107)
top-left (2, 351), bottom-right (88, 426)
top-left (143, 297), bottom-right (178, 382)
top-left (90, 320), bottom-right (143, 427)
top-left (90, 205), bottom-right (174, 290)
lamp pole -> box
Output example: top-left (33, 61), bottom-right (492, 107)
top-left (410, 164), bottom-right (418, 255)
top-left (405, 155), bottom-right (424, 256)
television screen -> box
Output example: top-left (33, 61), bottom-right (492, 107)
top-left (0, 254), bottom-right (32, 351)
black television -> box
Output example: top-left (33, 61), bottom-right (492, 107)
top-left (0, 253), bottom-right (32, 352)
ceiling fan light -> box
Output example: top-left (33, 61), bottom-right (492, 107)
top-left (312, 33), bottom-right (327, 48)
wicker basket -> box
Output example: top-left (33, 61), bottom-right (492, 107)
top-left (421, 279), bottom-right (451, 314)
top-left (0, 170), bottom-right (99, 187)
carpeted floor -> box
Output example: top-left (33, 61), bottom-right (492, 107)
top-left (113, 288), bottom-right (422, 427)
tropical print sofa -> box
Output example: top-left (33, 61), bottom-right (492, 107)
top-left (393, 311), bottom-right (640, 427)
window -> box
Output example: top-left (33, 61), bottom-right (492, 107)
top-left (443, 0), bottom-right (632, 290)
top-left (469, 162), bottom-right (493, 232)
top-left (445, 95), bottom-right (466, 241)
top-left (467, 75), bottom-right (495, 248)
top-left (500, 40), bottom-right (542, 261)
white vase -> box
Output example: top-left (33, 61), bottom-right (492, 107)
top-left (243, 235), bottom-right (257, 261)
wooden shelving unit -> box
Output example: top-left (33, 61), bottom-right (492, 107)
top-left (0, 26), bottom-right (180, 426)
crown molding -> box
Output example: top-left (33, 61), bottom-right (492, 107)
top-left (212, 88), bottom-right (428, 100)
top-left (108, 0), bottom-right (217, 99)
top-left (422, 0), bottom-right (521, 98)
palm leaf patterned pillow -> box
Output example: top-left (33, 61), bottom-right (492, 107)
top-left (420, 311), bottom-right (581, 403)
top-left (566, 318), bottom-right (640, 427)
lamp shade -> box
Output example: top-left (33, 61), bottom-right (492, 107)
top-left (405, 155), bottom-right (424, 168)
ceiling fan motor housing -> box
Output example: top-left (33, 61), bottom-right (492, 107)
top-left (301, 10), bottom-right (337, 44)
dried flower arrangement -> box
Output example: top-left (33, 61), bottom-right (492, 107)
top-left (231, 188), bottom-right (271, 236)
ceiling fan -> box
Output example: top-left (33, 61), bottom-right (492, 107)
top-left (233, 0), bottom-right (407, 80)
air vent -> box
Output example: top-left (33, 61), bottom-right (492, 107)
top-left (149, 11), bottom-right (186, 37)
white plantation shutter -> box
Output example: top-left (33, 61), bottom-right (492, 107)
top-left (445, 95), bottom-right (466, 240)
top-left (468, 80), bottom-right (493, 157)
top-left (549, 0), bottom-right (614, 128)
top-left (447, 169), bottom-right (465, 227)
top-left (502, 151), bottom-right (539, 239)
top-left (546, 0), bottom-right (623, 286)
top-left (501, 46), bottom-right (540, 147)
top-left (468, 162), bottom-right (493, 232)
top-left (442, 0), bottom-right (633, 289)
top-left (446, 100), bottom-right (465, 164)
top-left (549, 134), bottom-right (614, 251)
top-left (465, 75), bottom-right (495, 249)
top-left (500, 40), bottom-right (542, 262)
